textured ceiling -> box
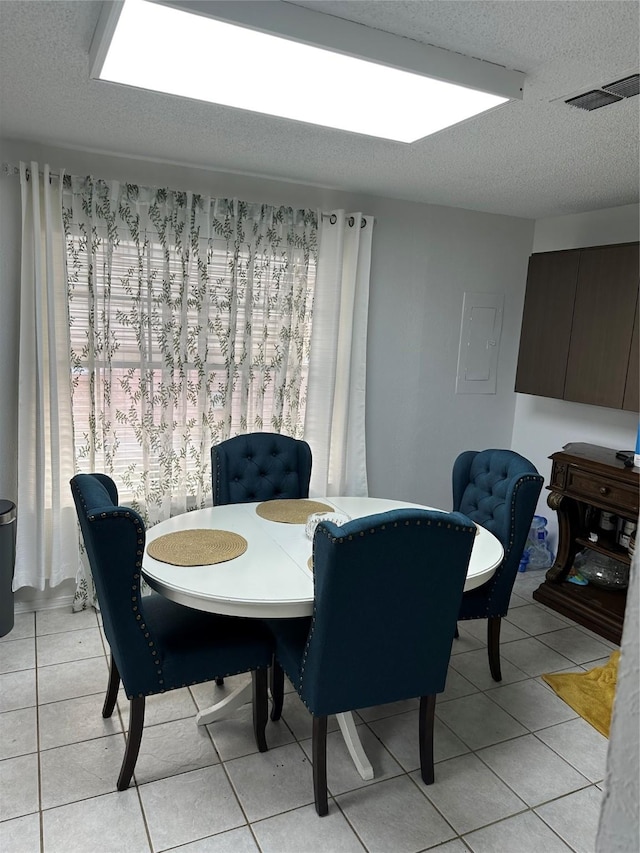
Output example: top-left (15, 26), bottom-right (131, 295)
top-left (1, 0), bottom-right (638, 219)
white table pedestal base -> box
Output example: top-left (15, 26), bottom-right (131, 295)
top-left (195, 682), bottom-right (252, 726)
top-left (336, 712), bottom-right (374, 780)
top-left (195, 683), bottom-right (374, 780)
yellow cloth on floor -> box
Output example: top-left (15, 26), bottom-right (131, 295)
top-left (542, 650), bottom-right (620, 738)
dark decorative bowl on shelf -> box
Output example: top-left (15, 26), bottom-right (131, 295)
top-left (574, 550), bottom-right (630, 591)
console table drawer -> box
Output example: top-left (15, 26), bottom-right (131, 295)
top-left (565, 468), bottom-right (639, 515)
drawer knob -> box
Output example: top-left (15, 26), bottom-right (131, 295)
top-left (599, 486), bottom-right (609, 496)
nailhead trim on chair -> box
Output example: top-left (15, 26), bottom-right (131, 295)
top-left (465, 473), bottom-right (542, 618)
top-left (74, 476), bottom-right (272, 702)
top-left (296, 517), bottom-right (475, 711)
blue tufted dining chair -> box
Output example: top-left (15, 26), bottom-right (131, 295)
top-left (70, 473), bottom-right (274, 791)
top-left (210, 432), bottom-right (312, 691)
top-left (452, 449), bottom-right (543, 681)
top-left (266, 508), bottom-right (476, 816)
top-left (211, 432), bottom-right (312, 506)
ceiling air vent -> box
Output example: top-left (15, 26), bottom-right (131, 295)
top-left (601, 74), bottom-right (640, 98)
top-left (565, 73), bottom-right (639, 111)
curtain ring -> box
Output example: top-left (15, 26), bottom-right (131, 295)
top-left (348, 216), bottom-right (355, 227)
top-left (361, 218), bottom-right (367, 228)
top-left (329, 213), bottom-right (337, 225)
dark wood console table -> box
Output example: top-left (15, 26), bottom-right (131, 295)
top-left (533, 443), bottom-right (638, 644)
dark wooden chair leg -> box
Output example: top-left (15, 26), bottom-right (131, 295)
top-left (419, 694), bottom-right (436, 785)
top-left (102, 655), bottom-right (120, 718)
top-left (454, 623), bottom-right (459, 639)
top-left (270, 658), bottom-right (284, 721)
top-left (312, 716), bottom-right (329, 816)
top-left (215, 677), bottom-right (224, 686)
top-left (252, 668), bottom-right (269, 753)
top-left (117, 696), bottom-right (145, 791)
top-left (488, 616), bottom-right (502, 682)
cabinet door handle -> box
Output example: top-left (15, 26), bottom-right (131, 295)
top-left (599, 486), bottom-right (609, 496)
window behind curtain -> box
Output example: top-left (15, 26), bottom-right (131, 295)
top-left (62, 178), bottom-right (317, 522)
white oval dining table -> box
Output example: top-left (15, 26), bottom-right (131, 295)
top-left (143, 496), bottom-right (504, 780)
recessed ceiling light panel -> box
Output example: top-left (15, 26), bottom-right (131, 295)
top-left (90, 0), bottom-right (524, 143)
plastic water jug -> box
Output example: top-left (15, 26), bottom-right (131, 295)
top-left (523, 515), bottom-right (554, 570)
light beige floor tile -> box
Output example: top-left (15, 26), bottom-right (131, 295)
top-left (14, 588), bottom-right (613, 853)
top-left (461, 617), bottom-right (529, 644)
top-left (464, 808), bottom-right (573, 852)
top-left (435, 692), bottom-right (527, 750)
top-left (300, 724), bottom-right (403, 796)
top-left (535, 785), bottom-right (603, 853)
top-left (513, 573), bottom-right (547, 595)
top-left (252, 802), bottom-right (366, 853)
top-left (369, 709), bottom-right (469, 772)
top-left (536, 627), bottom-right (616, 665)
top-left (277, 690), bottom-right (340, 740)
top-left (356, 697), bottom-right (419, 723)
top-left (336, 775), bottom-right (456, 853)
top-left (0, 612), bottom-right (35, 643)
top-left (506, 603), bottom-right (573, 635)
top-left (0, 706), bottom-right (38, 759)
top-left (477, 733), bottom-right (590, 806)
top-left (225, 741), bottom-right (314, 822)
top-left (414, 752), bottom-right (526, 835)
top-left (0, 637), bottom-right (35, 674)
top-left (581, 657), bottom-right (613, 671)
top-left (438, 666), bottom-right (480, 702)
top-left (40, 733), bottom-right (126, 809)
top-left (0, 811), bottom-right (41, 853)
top-left (427, 841), bottom-right (471, 853)
top-left (532, 603), bottom-right (575, 625)
top-left (507, 591), bottom-right (531, 608)
top-left (139, 765), bottom-right (246, 851)
top-left (484, 678), bottom-right (577, 731)
top-left (0, 668), bottom-right (36, 712)
top-left (36, 627), bottom-right (104, 667)
top-left (207, 700), bottom-right (295, 761)
top-left (535, 718), bottom-right (609, 782)
top-left (169, 826), bottom-right (259, 853)
top-left (37, 656), bottom-right (108, 705)
top-left (132, 716), bottom-right (220, 785)
top-left (119, 686), bottom-right (197, 729)
top-left (499, 637), bottom-right (575, 677)
top-left (449, 647), bottom-right (529, 690)
top-left (574, 624), bottom-right (619, 648)
top-left (36, 606), bottom-right (99, 636)
top-left (42, 789), bottom-right (149, 853)
top-left (0, 753), bottom-right (39, 821)
top-left (39, 692), bottom-right (122, 750)
top-left (449, 627), bottom-right (486, 656)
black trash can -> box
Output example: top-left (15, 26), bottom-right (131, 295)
top-left (0, 500), bottom-right (17, 637)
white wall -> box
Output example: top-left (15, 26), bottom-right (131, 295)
top-left (0, 138), bottom-right (534, 535)
top-left (511, 203), bottom-right (640, 549)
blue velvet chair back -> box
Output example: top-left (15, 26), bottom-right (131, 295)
top-left (298, 509), bottom-right (476, 717)
top-left (70, 473), bottom-right (165, 697)
top-left (211, 432), bottom-right (312, 505)
top-left (452, 449), bottom-right (543, 618)
top-left (70, 473), bottom-right (274, 790)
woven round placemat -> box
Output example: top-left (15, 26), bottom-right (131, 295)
top-left (256, 499), bottom-right (333, 524)
top-left (307, 556), bottom-right (314, 572)
top-left (146, 529), bottom-right (247, 566)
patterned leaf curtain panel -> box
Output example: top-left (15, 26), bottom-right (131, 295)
top-left (15, 164), bottom-right (373, 603)
top-left (61, 178), bottom-right (318, 524)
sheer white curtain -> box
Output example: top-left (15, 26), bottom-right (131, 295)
top-left (305, 211), bottom-right (373, 496)
top-left (14, 162), bottom-right (79, 590)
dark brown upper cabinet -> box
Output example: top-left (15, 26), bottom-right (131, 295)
top-left (623, 298), bottom-right (639, 412)
top-left (515, 242), bottom-right (639, 411)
